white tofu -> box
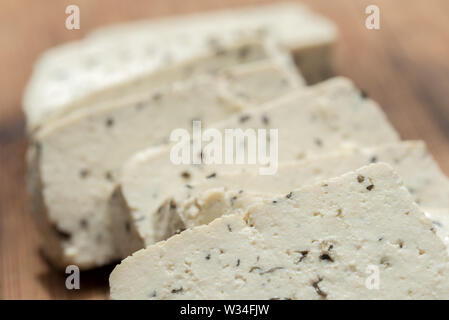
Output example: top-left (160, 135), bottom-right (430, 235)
top-left (110, 163), bottom-right (449, 300)
top-left (28, 61), bottom-right (299, 269)
top-left (425, 208), bottom-right (449, 253)
top-left (115, 77), bottom-right (399, 255)
top-left (23, 2), bottom-right (335, 130)
top-left (172, 141), bottom-right (449, 229)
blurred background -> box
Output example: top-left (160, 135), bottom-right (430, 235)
top-left (0, 0), bottom-right (448, 299)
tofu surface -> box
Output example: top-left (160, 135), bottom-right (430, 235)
top-left (425, 208), bottom-right (449, 253)
top-left (110, 163), bottom-right (449, 300)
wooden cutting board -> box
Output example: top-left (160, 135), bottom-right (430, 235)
top-left (1, 0), bottom-right (448, 300)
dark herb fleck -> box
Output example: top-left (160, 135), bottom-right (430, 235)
top-left (171, 287), bottom-right (183, 294)
top-left (319, 253), bottom-right (334, 262)
top-left (295, 250), bottom-right (309, 264)
top-left (239, 115), bottom-right (251, 123)
top-left (80, 219), bottom-right (88, 229)
top-left (380, 257), bottom-right (391, 267)
top-left (236, 259), bottom-right (240, 267)
top-left (237, 45), bottom-right (251, 60)
top-left (206, 173), bottom-right (216, 179)
top-left (286, 192), bottom-right (293, 199)
top-left (370, 156), bottom-right (378, 163)
top-left (205, 254), bottom-right (211, 260)
top-left (260, 267), bottom-right (284, 275)
top-left (106, 117), bottom-right (114, 127)
top-left (312, 277), bottom-right (327, 298)
top-left (262, 115), bottom-right (269, 125)
top-left (79, 169), bottom-right (90, 179)
top-left (105, 171), bottom-right (114, 182)
top-left (366, 184), bottom-right (375, 191)
top-left (314, 138), bottom-right (323, 147)
top-left (249, 266), bottom-right (262, 273)
top-left (227, 224), bottom-right (232, 232)
top-left (181, 171), bottom-right (191, 179)
top-left (54, 227), bottom-right (71, 240)
top-left (357, 175), bottom-right (365, 183)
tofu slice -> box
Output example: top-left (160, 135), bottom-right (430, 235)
top-left (28, 62), bottom-right (299, 269)
top-left (89, 2), bottom-right (337, 83)
top-left (173, 141), bottom-right (449, 228)
top-left (113, 141), bottom-right (449, 257)
top-left (23, 2), bottom-right (335, 131)
top-left (115, 77), bottom-right (399, 253)
top-left (109, 163), bottom-right (449, 300)
top-left (25, 38), bottom-right (301, 132)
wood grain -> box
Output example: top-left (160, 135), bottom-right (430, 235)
top-left (1, 0), bottom-right (448, 299)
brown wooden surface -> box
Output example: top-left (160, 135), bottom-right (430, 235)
top-left (1, 0), bottom-right (448, 300)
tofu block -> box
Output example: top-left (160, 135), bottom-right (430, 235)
top-left (28, 62), bottom-right (299, 269)
top-left (172, 141), bottom-right (449, 229)
top-left (23, 2), bottom-right (335, 130)
top-left (25, 38), bottom-right (300, 132)
top-left (110, 163), bottom-right (449, 300)
top-left (114, 77), bottom-right (399, 254)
